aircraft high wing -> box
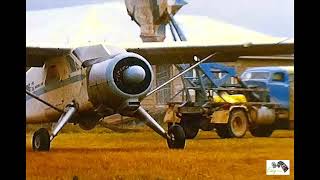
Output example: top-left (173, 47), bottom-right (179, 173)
top-left (125, 42), bottom-right (293, 64)
top-left (27, 42), bottom-right (293, 67)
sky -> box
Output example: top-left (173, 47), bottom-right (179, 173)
top-left (180, 0), bottom-right (294, 38)
top-left (26, 0), bottom-right (294, 38)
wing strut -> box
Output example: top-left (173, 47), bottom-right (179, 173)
top-left (26, 90), bottom-right (64, 113)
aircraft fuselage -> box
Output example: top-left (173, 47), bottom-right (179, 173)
top-left (26, 56), bottom-right (95, 124)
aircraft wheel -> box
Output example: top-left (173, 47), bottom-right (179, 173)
top-left (32, 128), bottom-right (50, 151)
top-left (249, 125), bottom-right (274, 137)
top-left (167, 125), bottom-right (185, 149)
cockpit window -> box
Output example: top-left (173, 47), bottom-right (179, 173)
top-left (242, 71), bottom-right (270, 80)
top-left (45, 65), bottom-right (60, 85)
top-left (66, 55), bottom-right (79, 72)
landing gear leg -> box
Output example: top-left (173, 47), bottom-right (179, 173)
top-left (135, 107), bottom-right (186, 149)
top-left (32, 102), bottom-right (78, 151)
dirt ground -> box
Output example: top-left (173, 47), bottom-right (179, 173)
top-left (26, 128), bottom-right (294, 180)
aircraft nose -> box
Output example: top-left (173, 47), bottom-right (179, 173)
top-left (123, 65), bottom-right (146, 84)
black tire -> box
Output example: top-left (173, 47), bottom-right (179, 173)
top-left (32, 128), bottom-right (50, 151)
top-left (180, 117), bottom-right (199, 139)
top-left (79, 120), bottom-right (97, 130)
top-left (200, 119), bottom-right (214, 131)
top-left (215, 109), bottom-right (248, 138)
top-left (167, 125), bottom-right (186, 149)
top-left (215, 125), bottom-right (232, 138)
top-left (249, 125), bottom-right (274, 137)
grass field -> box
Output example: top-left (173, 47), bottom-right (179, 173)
top-left (26, 126), bottom-right (294, 180)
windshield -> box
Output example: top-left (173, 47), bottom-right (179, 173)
top-left (242, 71), bottom-right (270, 80)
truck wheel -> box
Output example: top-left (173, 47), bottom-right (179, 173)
top-left (215, 125), bottom-right (232, 138)
top-left (200, 119), bottom-right (214, 131)
top-left (229, 110), bottom-right (248, 138)
top-left (215, 109), bottom-right (248, 138)
top-left (167, 125), bottom-right (186, 149)
top-left (181, 118), bottom-right (199, 139)
top-left (249, 125), bottom-right (274, 137)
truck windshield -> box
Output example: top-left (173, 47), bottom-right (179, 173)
top-left (242, 71), bottom-right (270, 80)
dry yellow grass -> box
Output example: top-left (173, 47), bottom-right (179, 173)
top-left (26, 128), bottom-right (294, 180)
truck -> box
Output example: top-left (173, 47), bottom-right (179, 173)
top-left (163, 64), bottom-right (294, 139)
top-left (240, 66), bottom-right (294, 130)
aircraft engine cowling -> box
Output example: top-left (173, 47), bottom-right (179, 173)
top-left (87, 52), bottom-right (153, 116)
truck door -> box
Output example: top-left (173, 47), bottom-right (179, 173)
top-left (268, 71), bottom-right (289, 108)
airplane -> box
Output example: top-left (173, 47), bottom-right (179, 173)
top-left (26, 0), bottom-right (294, 151)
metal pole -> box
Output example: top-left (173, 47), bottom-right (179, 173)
top-left (169, 14), bottom-right (187, 41)
top-left (169, 21), bottom-right (178, 41)
top-left (195, 67), bottom-right (208, 102)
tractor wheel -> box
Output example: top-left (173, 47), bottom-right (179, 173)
top-left (180, 117), bottom-right (199, 139)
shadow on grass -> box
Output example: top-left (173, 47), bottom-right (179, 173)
top-left (195, 136), bottom-right (293, 140)
top-left (26, 146), bottom-right (184, 153)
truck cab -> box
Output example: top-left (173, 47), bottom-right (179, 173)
top-left (241, 66), bottom-right (294, 128)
